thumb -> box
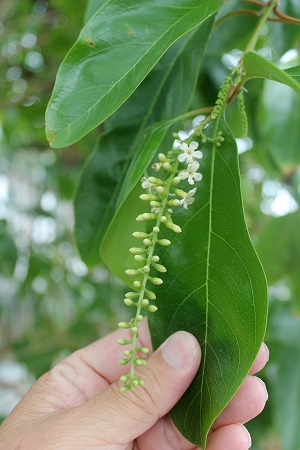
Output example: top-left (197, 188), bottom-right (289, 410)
top-left (71, 331), bottom-right (201, 445)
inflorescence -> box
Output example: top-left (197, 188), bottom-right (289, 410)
top-left (117, 136), bottom-right (205, 392)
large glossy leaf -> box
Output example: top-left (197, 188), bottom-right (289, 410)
top-left (45, 0), bottom-right (221, 148)
top-left (75, 18), bottom-right (215, 267)
top-left (147, 117), bottom-right (268, 447)
top-left (243, 52), bottom-right (300, 95)
top-left (101, 116), bottom-right (268, 447)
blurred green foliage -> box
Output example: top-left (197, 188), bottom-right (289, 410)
top-left (0, 1), bottom-right (300, 449)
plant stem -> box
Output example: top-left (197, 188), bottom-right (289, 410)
top-left (244, 0), bottom-right (278, 52)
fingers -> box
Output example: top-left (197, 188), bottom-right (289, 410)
top-left (137, 416), bottom-right (197, 449)
top-left (249, 343), bottom-right (269, 374)
top-left (212, 375), bottom-right (268, 430)
top-left (207, 424), bottom-right (251, 450)
top-left (65, 331), bottom-right (201, 446)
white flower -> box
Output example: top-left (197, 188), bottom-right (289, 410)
top-left (178, 161), bottom-right (202, 185)
top-left (179, 188), bottom-right (197, 209)
top-left (178, 141), bottom-right (203, 164)
top-left (151, 207), bottom-right (160, 214)
top-left (141, 177), bottom-right (151, 189)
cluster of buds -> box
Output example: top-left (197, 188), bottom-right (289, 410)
top-left (118, 137), bottom-right (204, 391)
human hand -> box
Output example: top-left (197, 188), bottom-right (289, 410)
top-left (0, 319), bottom-right (268, 449)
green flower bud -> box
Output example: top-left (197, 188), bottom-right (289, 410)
top-left (149, 277), bottom-right (163, 285)
top-left (147, 305), bottom-right (158, 312)
top-left (129, 247), bottom-right (146, 254)
top-left (157, 239), bottom-right (171, 246)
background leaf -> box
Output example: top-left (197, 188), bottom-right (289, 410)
top-left (45, 0), bottom-right (221, 148)
top-left (148, 117), bottom-right (268, 447)
top-left (257, 81), bottom-right (300, 171)
top-left (243, 52), bottom-right (300, 95)
top-left (74, 128), bottom-right (136, 267)
top-left (75, 18), bottom-right (215, 267)
top-left (267, 308), bottom-right (300, 450)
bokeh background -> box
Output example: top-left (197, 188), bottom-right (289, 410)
top-left (0, 1), bottom-right (300, 449)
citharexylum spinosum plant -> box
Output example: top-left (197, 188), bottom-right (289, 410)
top-left (45, 0), bottom-right (300, 447)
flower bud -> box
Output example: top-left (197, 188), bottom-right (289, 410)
top-left (158, 153), bottom-right (167, 162)
top-left (142, 213), bottom-right (157, 220)
top-left (147, 305), bottom-right (158, 312)
top-left (120, 375), bottom-right (129, 382)
top-left (129, 247), bottom-right (146, 254)
top-left (157, 239), bottom-right (171, 246)
top-left (137, 347), bottom-right (149, 354)
top-left (143, 238), bottom-right (152, 246)
top-left (152, 262), bottom-right (167, 273)
top-left (152, 255), bottom-right (160, 262)
top-left (142, 299), bottom-right (149, 307)
top-left (145, 289), bottom-right (156, 300)
top-left (124, 298), bottom-right (136, 307)
top-left (132, 231), bottom-right (149, 238)
top-left (119, 358), bottom-right (131, 365)
top-left (125, 269), bottom-right (140, 276)
top-left (133, 280), bottom-right (141, 289)
top-left (118, 322), bottom-right (131, 329)
top-left (143, 265), bottom-right (150, 274)
top-left (153, 226), bottom-right (160, 233)
top-left (117, 339), bottom-right (131, 345)
top-left (136, 358), bottom-right (147, 366)
top-left (134, 254), bottom-right (145, 262)
top-left (125, 291), bottom-right (139, 298)
top-left (148, 176), bottom-right (164, 185)
top-left (156, 186), bottom-right (165, 195)
top-left (149, 277), bottom-right (163, 285)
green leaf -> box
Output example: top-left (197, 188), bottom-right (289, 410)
top-left (258, 80), bottom-right (300, 170)
top-left (74, 128), bottom-right (136, 267)
top-left (147, 118), bottom-right (268, 447)
top-left (268, 310), bottom-right (300, 450)
top-left (100, 119), bottom-right (176, 283)
top-left (75, 18), bottom-right (215, 267)
top-left (285, 65), bottom-right (300, 83)
top-left (84, 0), bottom-right (107, 23)
top-left (255, 212), bottom-right (300, 284)
top-left (45, 0), bottom-right (221, 148)
top-left (101, 116), bottom-right (268, 447)
top-left (271, 346), bottom-right (300, 450)
top-left (243, 52), bottom-right (300, 95)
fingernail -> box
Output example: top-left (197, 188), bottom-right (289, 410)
top-left (262, 342), bottom-right (270, 362)
top-left (254, 376), bottom-right (269, 401)
top-left (161, 331), bottom-right (197, 370)
top-left (238, 423), bottom-right (252, 448)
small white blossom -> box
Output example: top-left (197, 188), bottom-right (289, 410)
top-left (141, 177), bottom-right (151, 189)
top-left (179, 188), bottom-right (197, 209)
top-left (151, 207), bottom-right (160, 214)
top-left (178, 161), bottom-right (202, 185)
top-left (178, 141), bottom-right (203, 164)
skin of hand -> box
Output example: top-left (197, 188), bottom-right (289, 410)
top-left (0, 319), bottom-right (268, 450)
